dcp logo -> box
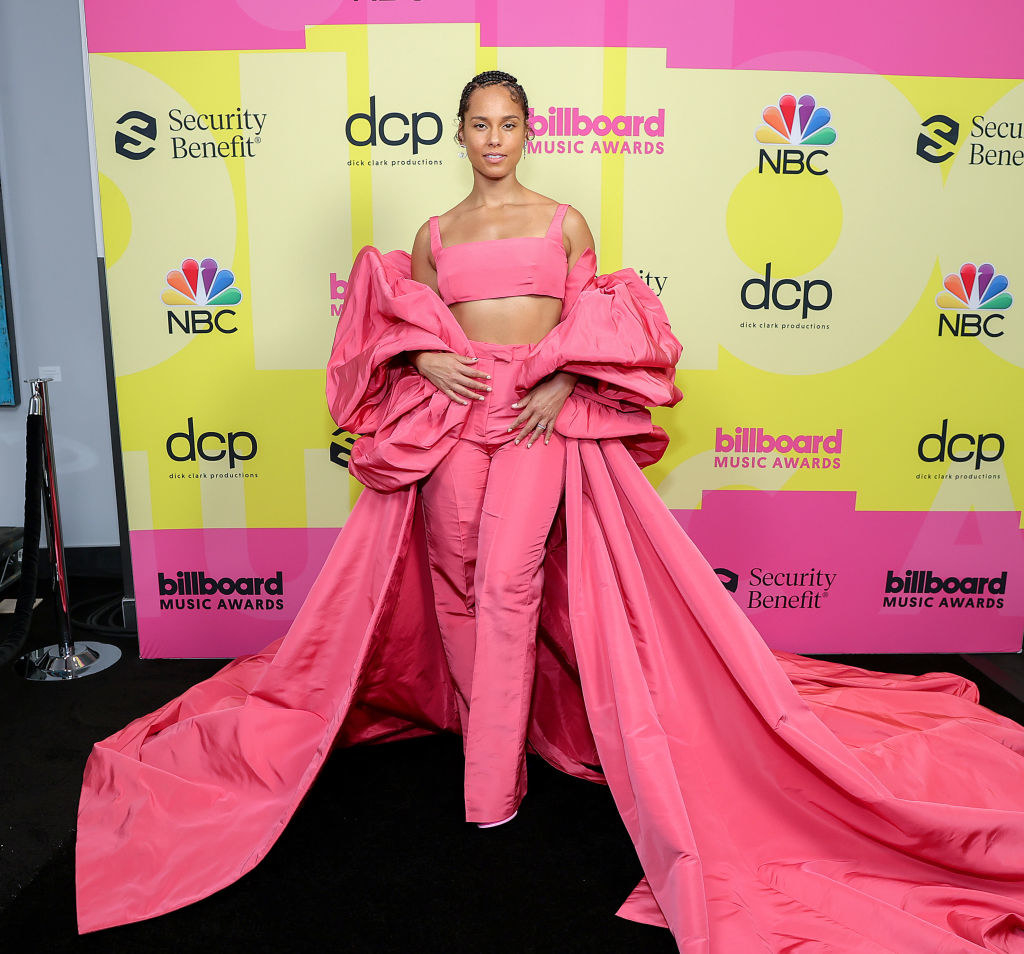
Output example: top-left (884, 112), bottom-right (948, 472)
top-left (345, 97), bottom-right (442, 155)
top-left (741, 263), bottom-right (833, 320)
top-left (115, 110), bottom-right (157, 160)
top-left (167, 417), bottom-right (258, 469)
top-left (916, 114), bottom-right (959, 164)
top-left (917, 419), bottom-right (1005, 471)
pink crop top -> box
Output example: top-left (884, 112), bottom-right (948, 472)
top-left (430, 204), bottom-right (569, 306)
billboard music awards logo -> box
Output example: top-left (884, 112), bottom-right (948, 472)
top-left (755, 94), bottom-right (836, 175)
top-left (114, 107), bottom-right (267, 161)
top-left (882, 569), bottom-right (1007, 609)
top-left (330, 270), bottom-right (348, 318)
top-left (715, 565), bottom-right (836, 609)
top-left (935, 262), bottom-right (1013, 338)
top-left (915, 114), bottom-right (1024, 167)
top-left (526, 106), bottom-right (666, 157)
top-left (713, 426), bottom-right (843, 471)
top-left (157, 570), bottom-right (285, 611)
top-left (163, 257), bottom-right (243, 335)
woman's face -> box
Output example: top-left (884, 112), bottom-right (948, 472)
top-left (459, 85), bottom-right (528, 178)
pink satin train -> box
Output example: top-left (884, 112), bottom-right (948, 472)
top-left (75, 247), bottom-right (1024, 952)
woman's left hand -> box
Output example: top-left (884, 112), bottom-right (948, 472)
top-left (508, 372), bottom-right (578, 447)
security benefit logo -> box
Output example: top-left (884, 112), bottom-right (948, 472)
top-left (636, 269), bottom-right (669, 296)
top-left (969, 115), bottom-right (1024, 167)
top-left (916, 114), bottom-right (959, 164)
top-left (330, 428), bottom-right (356, 468)
top-left (935, 262), bottom-right (1013, 339)
top-left (916, 113), bottom-right (1024, 168)
top-left (714, 426), bottom-right (843, 472)
top-left (344, 97), bottom-right (444, 167)
top-left (716, 565), bottom-right (836, 610)
top-left (162, 257), bottom-right (243, 337)
top-left (755, 94), bottom-right (836, 176)
top-left (114, 106), bottom-right (267, 161)
top-left (114, 110), bottom-right (156, 160)
top-left (157, 570), bottom-right (284, 611)
top-left (883, 569), bottom-right (1007, 610)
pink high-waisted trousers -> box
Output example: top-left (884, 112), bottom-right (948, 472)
top-left (419, 339), bottom-right (568, 825)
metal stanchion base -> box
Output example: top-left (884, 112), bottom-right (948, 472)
top-left (14, 641), bottom-right (122, 681)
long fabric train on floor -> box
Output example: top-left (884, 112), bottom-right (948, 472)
top-left (76, 248), bottom-right (1024, 951)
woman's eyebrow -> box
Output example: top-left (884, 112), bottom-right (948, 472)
top-left (468, 115), bottom-right (521, 121)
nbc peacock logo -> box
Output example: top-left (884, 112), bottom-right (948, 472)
top-left (936, 263), bottom-right (1012, 310)
top-left (936, 263), bottom-right (1013, 339)
top-left (162, 258), bottom-right (243, 336)
top-left (756, 94), bottom-right (836, 176)
top-left (162, 258), bottom-right (242, 306)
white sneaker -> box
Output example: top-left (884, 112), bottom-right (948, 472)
top-left (476, 810), bottom-right (518, 829)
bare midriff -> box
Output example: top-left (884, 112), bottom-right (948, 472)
top-left (451, 294), bottom-right (562, 345)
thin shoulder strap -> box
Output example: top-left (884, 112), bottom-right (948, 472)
top-left (545, 203), bottom-right (569, 240)
top-left (428, 216), bottom-right (443, 255)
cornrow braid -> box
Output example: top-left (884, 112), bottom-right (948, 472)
top-left (454, 70), bottom-right (531, 145)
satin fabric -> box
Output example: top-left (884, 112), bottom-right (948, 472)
top-left (419, 339), bottom-right (567, 823)
top-left (430, 203), bottom-right (569, 304)
top-left (76, 247), bottom-right (1024, 952)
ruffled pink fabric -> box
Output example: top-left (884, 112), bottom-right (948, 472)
top-left (76, 250), bottom-right (1024, 952)
top-left (326, 246), bottom-right (681, 492)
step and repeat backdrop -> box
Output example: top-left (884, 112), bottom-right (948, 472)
top-left (82, 1), bottom-right (1024, 656)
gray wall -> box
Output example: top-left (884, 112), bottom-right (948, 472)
top-left (0, 0), bottom-right (119, 548)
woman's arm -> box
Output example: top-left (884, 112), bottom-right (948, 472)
top-left (406, 221), bottom-right (441, 369)
top-left (547, 206), bottom-right (597, 391)
top-left (410, 220), bottom-right (439, 294)
top-left (406, 220), bottom-right (490, 402)
top-left (563, 205), bottom-right (596, 272)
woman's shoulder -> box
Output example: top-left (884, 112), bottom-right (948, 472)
top-left (423, 194), bottom-right (588, 246)
top-left (430, 198), bottom-right (474, 228)
top-left (518, 189), bottom-right (566, 215)
top-left (526, 191), bottom-right (587, 227)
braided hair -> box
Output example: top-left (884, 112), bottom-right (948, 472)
top-left (454, 70), bottom-right (531, 145)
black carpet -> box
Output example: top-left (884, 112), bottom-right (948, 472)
top-left (2, 575), bottom-right (1023, 953)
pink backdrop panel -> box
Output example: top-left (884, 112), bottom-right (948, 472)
top-left (82, 0), bottom-right (1024, 80)
top-left (674, 491), bottom-right (1024, 654)
top-left (130, 527), bottom-right (339, 658)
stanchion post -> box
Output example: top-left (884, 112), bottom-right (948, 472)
top-left (15, 378), bottom-right (121, 680)
top-left (33, 379), bottom-right (74, 659)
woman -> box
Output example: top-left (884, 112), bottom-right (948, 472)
top-left (410, 71), bottom-right (599, 828)
top-left (77, 71), bottom-right (1024, 951)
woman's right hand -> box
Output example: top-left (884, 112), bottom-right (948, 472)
top-left (411, 351), bottom-right (492, 405)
